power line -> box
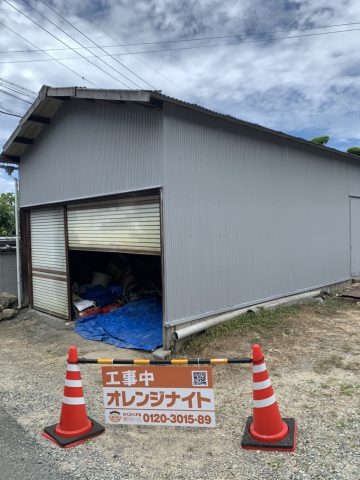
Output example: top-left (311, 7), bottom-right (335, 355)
top-left (0, 21), bottom-right (99, 87)
top-left (0, 109), bottom-right (22, 117)
top-left (2, 0), bottom-right (130, 88)
top-left (38, 0), bottom-right (155, 90)
top-left (0, 77), bottom-right (36, 95)
top-left (0, 102), bottom-right (23, 115)
top-left (20, 0), bottom-right (137, 89)
top-left (0, 88), bottom-right (32, 104)
top-left (0, 92), bottom-right (29, 110)
top-left (0, 82), bottom-right (36, 100)
top-left (13, 0), bottom-right (140, 89)
top-left (1, 20), bottom-right (360, 55)
top-left (1, 25), bottom-right (359, 65)
top-left (87, 17), bottom-right (193, 100)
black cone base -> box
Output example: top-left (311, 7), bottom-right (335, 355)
top-left (42, 417), bottom-right (105, 448)
top-left (241, 416), bottom-right (296, 452)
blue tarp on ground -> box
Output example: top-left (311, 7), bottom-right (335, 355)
top-left (75, 297), bottom-right (163, 351)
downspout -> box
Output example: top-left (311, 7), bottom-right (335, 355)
top-left (13, 174), bottom-right (21, 309)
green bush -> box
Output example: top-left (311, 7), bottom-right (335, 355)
top-left (0, 192), bottom-right (15, 236)
top-left (310, 135), bottom-right (330, 145)
top-left (347, 147), bottom-right (360, 157)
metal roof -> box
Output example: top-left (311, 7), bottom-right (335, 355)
top-left (0, 85), bottom-right (357, 164)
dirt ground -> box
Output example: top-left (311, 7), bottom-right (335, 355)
top-left (0, 295), bottom-right (359, 480)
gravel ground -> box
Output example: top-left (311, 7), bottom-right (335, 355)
top-left (0, 297), bottom-right (359, 480)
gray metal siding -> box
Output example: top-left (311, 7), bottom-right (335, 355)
top-left (162, 104), bottom-right (354, 325)
top-left (19, 100), bottom-right (163, 207)
top-left (0, 252), bottom-right (17, 295)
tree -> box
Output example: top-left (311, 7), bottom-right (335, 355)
top-left (347, 147), bottom-right (360, 157)
top-left (311, 135), bottom-right (330, 145)
top-left (0, 192), bottom-right (15, 236)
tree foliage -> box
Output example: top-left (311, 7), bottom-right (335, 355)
top-left (0, 192), bottom-right (15, 236)
top-left (347, 147), bottom-right (360, 157)
top-left (310, 135), bottom-right (330, 145)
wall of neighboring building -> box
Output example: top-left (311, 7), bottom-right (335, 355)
top-left (162, 103), bottom-right (360, 327)
top-left (0, 251), bottom-right (17, 295)
top-left (19, 99), bottom-right (164, 207)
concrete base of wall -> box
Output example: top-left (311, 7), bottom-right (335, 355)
top-left (167, 278), bottom-right (352, 351)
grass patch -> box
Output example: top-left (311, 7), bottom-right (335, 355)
top-left (339, 384), bottom-right (358, 396)
top-left (336, 420), bottom-right (346, 429)
top-left (202, 304), bottom-right (300, 339)
top-left (178, 295), bottom-right (352, 355)
top-left (180, 304), bottom-right (300, 354)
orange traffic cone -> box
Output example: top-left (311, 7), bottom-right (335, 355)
top-left (42, 346), bottom-right (104, 448)
top-left (241, 344), bottom-right (296, 452)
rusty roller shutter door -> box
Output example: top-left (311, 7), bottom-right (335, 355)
top-left (30, 207), bottom-right (69, 318)
top-left (67, 194), bottom-right (161, 255)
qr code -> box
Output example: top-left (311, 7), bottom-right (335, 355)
top-left (192, 370), bottom-right (208, 386)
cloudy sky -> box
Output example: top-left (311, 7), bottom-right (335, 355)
top-left (1, 0), bottom-right (360, 192)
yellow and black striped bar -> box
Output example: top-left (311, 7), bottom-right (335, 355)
top-left (78, 357), bottom-right (253, 365)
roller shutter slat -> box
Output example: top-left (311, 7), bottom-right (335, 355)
top-left (30, 208), bottom-right (69, 318)
top-left (68, 195), bottom-right (161, 255)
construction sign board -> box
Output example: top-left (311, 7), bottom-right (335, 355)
top-left (102, 366), bottom-right (215, 427)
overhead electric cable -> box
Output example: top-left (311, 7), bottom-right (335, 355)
top-left (0, 82), bottom-right (36, 100)
top-left (0, 77), bottom-right (36, 95)
top-left (20, 0), bottom-right (138, 88)
top-left (0, 109), bottom-right (22, 117)
top-left (0, 92), bottom-right (29, 109)
top-left (0, 88), bottom-right (32, 104)
top-left (1, 25), bottom-right (359, 64)
top-left (0, 21), bottom-right (99, 87)
top-left (1, 20), bottom-right (360, 55)
top-left (0, 106), bottom-right (22, 116)
top-left (1, 0), bottom-right (132, 88)
top-left (18, 0), bottom-right (141, 89)
top-left (87, 17), bottom-right (191, 99)
top-left (39, 0), bottom-right (155, 89)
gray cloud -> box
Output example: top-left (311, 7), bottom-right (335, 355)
top-left (0, 0), bottom-right (359, 155)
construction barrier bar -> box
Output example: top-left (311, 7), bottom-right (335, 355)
top-left (78, 357), bottom-right (253, 365)
top-left (43, 345), bottom-right (296, 452)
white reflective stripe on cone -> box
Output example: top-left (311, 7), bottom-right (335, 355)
top-left (63, 396), bottom-right (86, 405)
top-left (67, 364), bottom-right (80, 372)
top-left (253, 394), bottom-right (276, 408)
top-left (252, 363), bottom-right (266, 373)
top-left (64, 379), bottom-right (83, 387)
top-left (253, 378), bottom-right (272, 390)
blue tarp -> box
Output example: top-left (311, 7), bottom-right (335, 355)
top-left (80, 284), bottom-right (124, 308)
top-left (75, 297), bottom-right (163, 351)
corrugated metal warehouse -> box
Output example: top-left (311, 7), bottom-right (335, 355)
top-left (1, 86), bottom-right (360, 349)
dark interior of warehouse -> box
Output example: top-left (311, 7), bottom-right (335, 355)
top-left (68, 251), bottom-right (163, 350)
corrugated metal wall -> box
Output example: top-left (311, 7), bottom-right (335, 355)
top-left (162, 103), bottom-right (360, 326)
top-left (19, 100), bottom-right (163, 207)
top-left (0, 252), bottom-right (17, 295)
